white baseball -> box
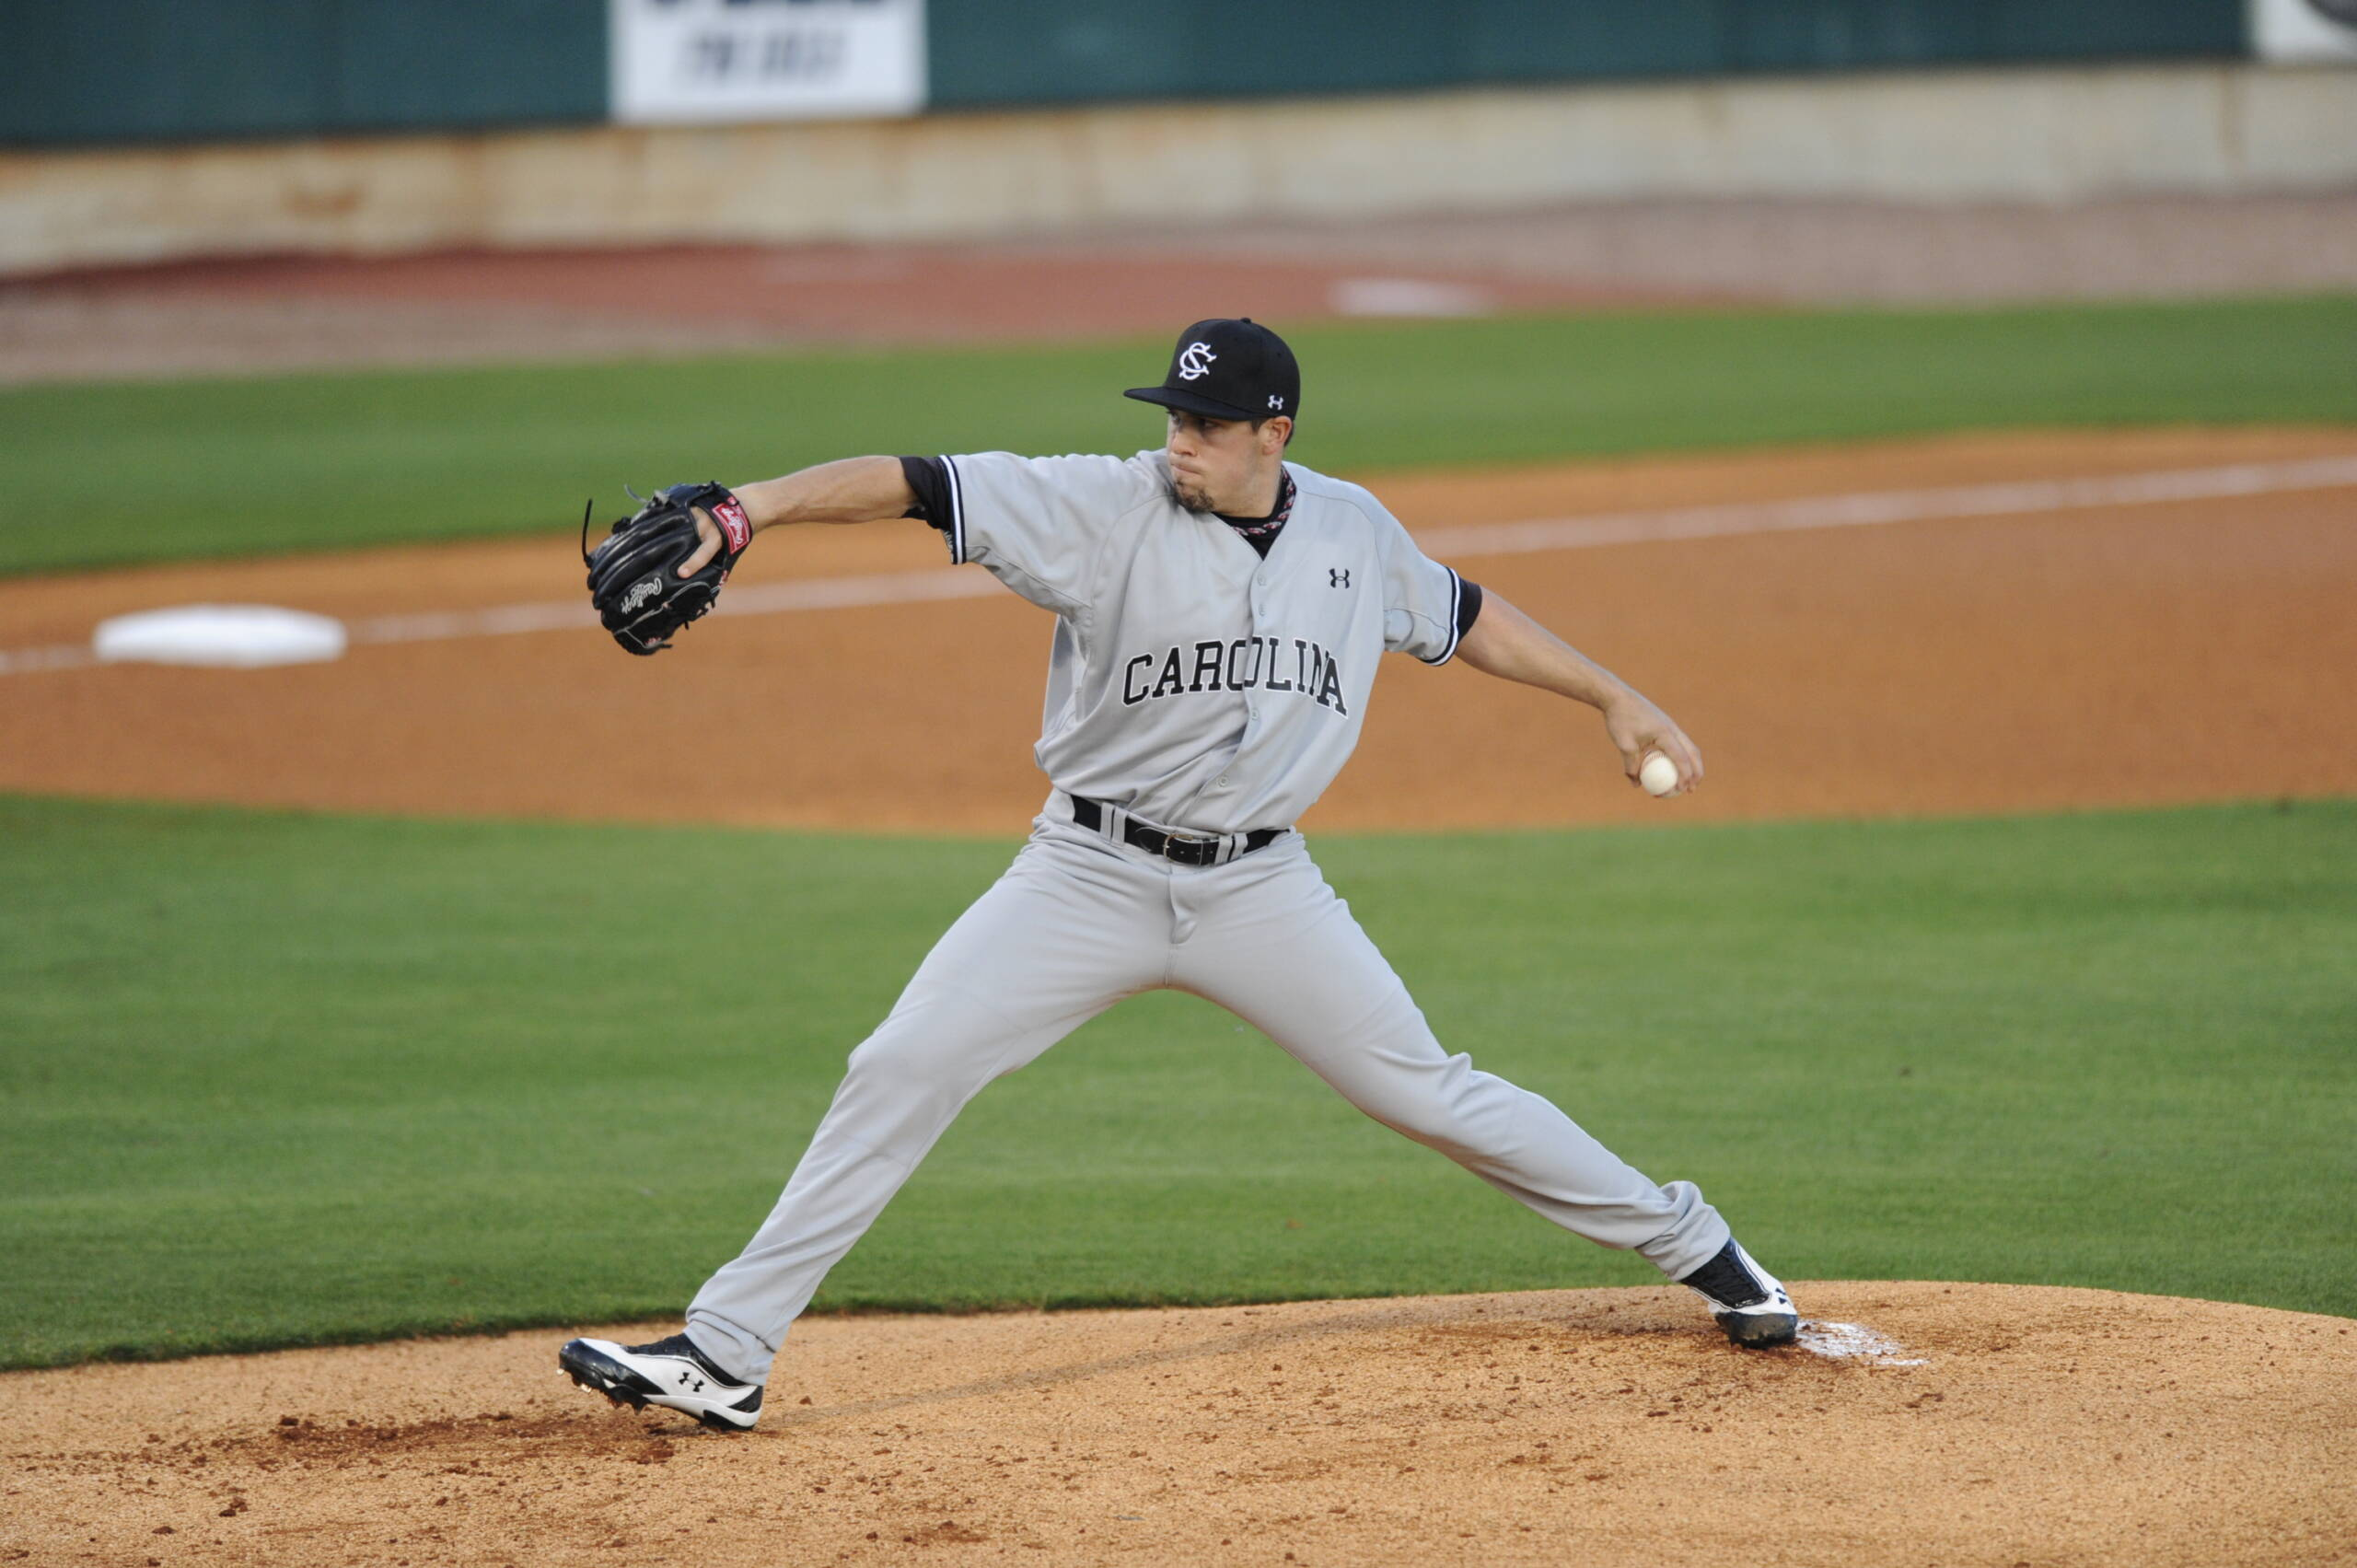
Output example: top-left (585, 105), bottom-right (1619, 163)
top-left (1639, 750), bottom-right (1680, 797)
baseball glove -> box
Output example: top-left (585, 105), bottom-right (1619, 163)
top-left (582, 482), bottom-right (753, 655)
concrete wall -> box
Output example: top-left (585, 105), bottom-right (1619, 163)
top-left (4, 63), bottom-right (2352, 276)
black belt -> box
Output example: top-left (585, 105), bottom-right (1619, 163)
top-left (1069, 796), bottom-right (1286, 867)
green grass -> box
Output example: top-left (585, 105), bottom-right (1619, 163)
top-left (3, 296), bottom-right (2352, 575)
top-left (2, 793), bottom-right (2351, 1370)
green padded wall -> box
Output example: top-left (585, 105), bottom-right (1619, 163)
top-left (0, 0), bottom-right (2247, 147)
top-left (926, 0), bottom-right (2247, 109)
top-left (0, 0), bottom-right (606, 146)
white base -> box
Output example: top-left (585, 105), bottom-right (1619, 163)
top-left (92, 604), bottom-right (348, 668)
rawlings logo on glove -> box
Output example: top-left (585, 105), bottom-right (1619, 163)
top-left (582, 482), bottom-right (752, 656)
top-left (710, 495), bottom-right (752, 555)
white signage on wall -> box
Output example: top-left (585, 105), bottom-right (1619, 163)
top-left (2250, 0), bottom-right (2357, 61)
top-left (611, 0), bottom-right (927, 123)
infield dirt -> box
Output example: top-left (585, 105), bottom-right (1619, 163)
top-left (4, 424), bottom-right (2354, 830)
top-left (9, 1283), bottom-right (2354, 1567)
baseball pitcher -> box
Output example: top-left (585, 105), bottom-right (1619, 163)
top-left (564, 319), bottom-right (1797, 1431)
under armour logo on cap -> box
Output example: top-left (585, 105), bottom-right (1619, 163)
top-left (1125, 318), bottom-right (1302, 425)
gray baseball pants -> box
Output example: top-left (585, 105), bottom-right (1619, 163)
top-left (685, 807), bottom-right (1731, 1384)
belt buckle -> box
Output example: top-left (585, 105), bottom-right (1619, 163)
top-left (1162, 831), bottom-right (1219, 866)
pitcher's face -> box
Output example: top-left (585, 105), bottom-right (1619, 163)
top-left (1164, 410), bottom-right (1288, 514)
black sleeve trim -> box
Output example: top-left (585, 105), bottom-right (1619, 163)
top-left (1420, 568), bottom-right (1470, 666)
top-left (944, 456), bottom-right (968, 564)
top-left (898, 456), bottom-right (953, 536)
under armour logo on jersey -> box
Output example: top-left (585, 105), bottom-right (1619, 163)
top-left (1177, 342), bottom-right (1217, 380)
top-left (1329, 568), bottom-right (1351, 588)
top-left (1268, 394), bottom-right (1285, 410)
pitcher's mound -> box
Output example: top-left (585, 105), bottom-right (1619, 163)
top-left (8, 1282), bottom-right (2352, 1566)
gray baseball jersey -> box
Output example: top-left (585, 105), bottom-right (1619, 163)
top-left (940, 448), bottom-right (1466, 833)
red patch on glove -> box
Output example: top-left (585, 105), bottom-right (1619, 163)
top-left (713, 496), bottom-right (752, 554)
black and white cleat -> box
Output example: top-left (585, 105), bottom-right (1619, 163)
top-left (1676, 1239), bottom-right (1800, 1348)
top-left (558, 1332), bottom-right (764, 1432)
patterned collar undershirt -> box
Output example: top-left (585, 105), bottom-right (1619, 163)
top-left (1214, 470), bottom-right (1295, 559)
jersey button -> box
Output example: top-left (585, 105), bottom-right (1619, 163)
top-left (1255, 575), bottom-right (1268, 587)
top-left (1214, 775), bottom-right (1230, 788)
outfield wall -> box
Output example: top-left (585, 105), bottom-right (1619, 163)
top-left (2, 0), bottom-right (2251, 147)
top-left (4, 62), bottom-right (2352, 276)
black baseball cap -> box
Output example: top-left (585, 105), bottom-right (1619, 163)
top-left (1124, 318), bottom-right (1300, 424)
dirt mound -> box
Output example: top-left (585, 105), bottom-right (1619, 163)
top-left (7, 1283), bottom-right (2351, 1566)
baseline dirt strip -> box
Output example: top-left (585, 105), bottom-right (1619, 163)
top-left (6, 455), bottom-right (2353, 676)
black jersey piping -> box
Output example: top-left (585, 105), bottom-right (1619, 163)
top-left (944, 455), bottom-right (968, 565)
top-left (1419, 567), bottom-right (1466, 666)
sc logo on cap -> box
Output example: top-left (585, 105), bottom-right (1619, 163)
top-left (1177, 343), bottom-right (1217, 380)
